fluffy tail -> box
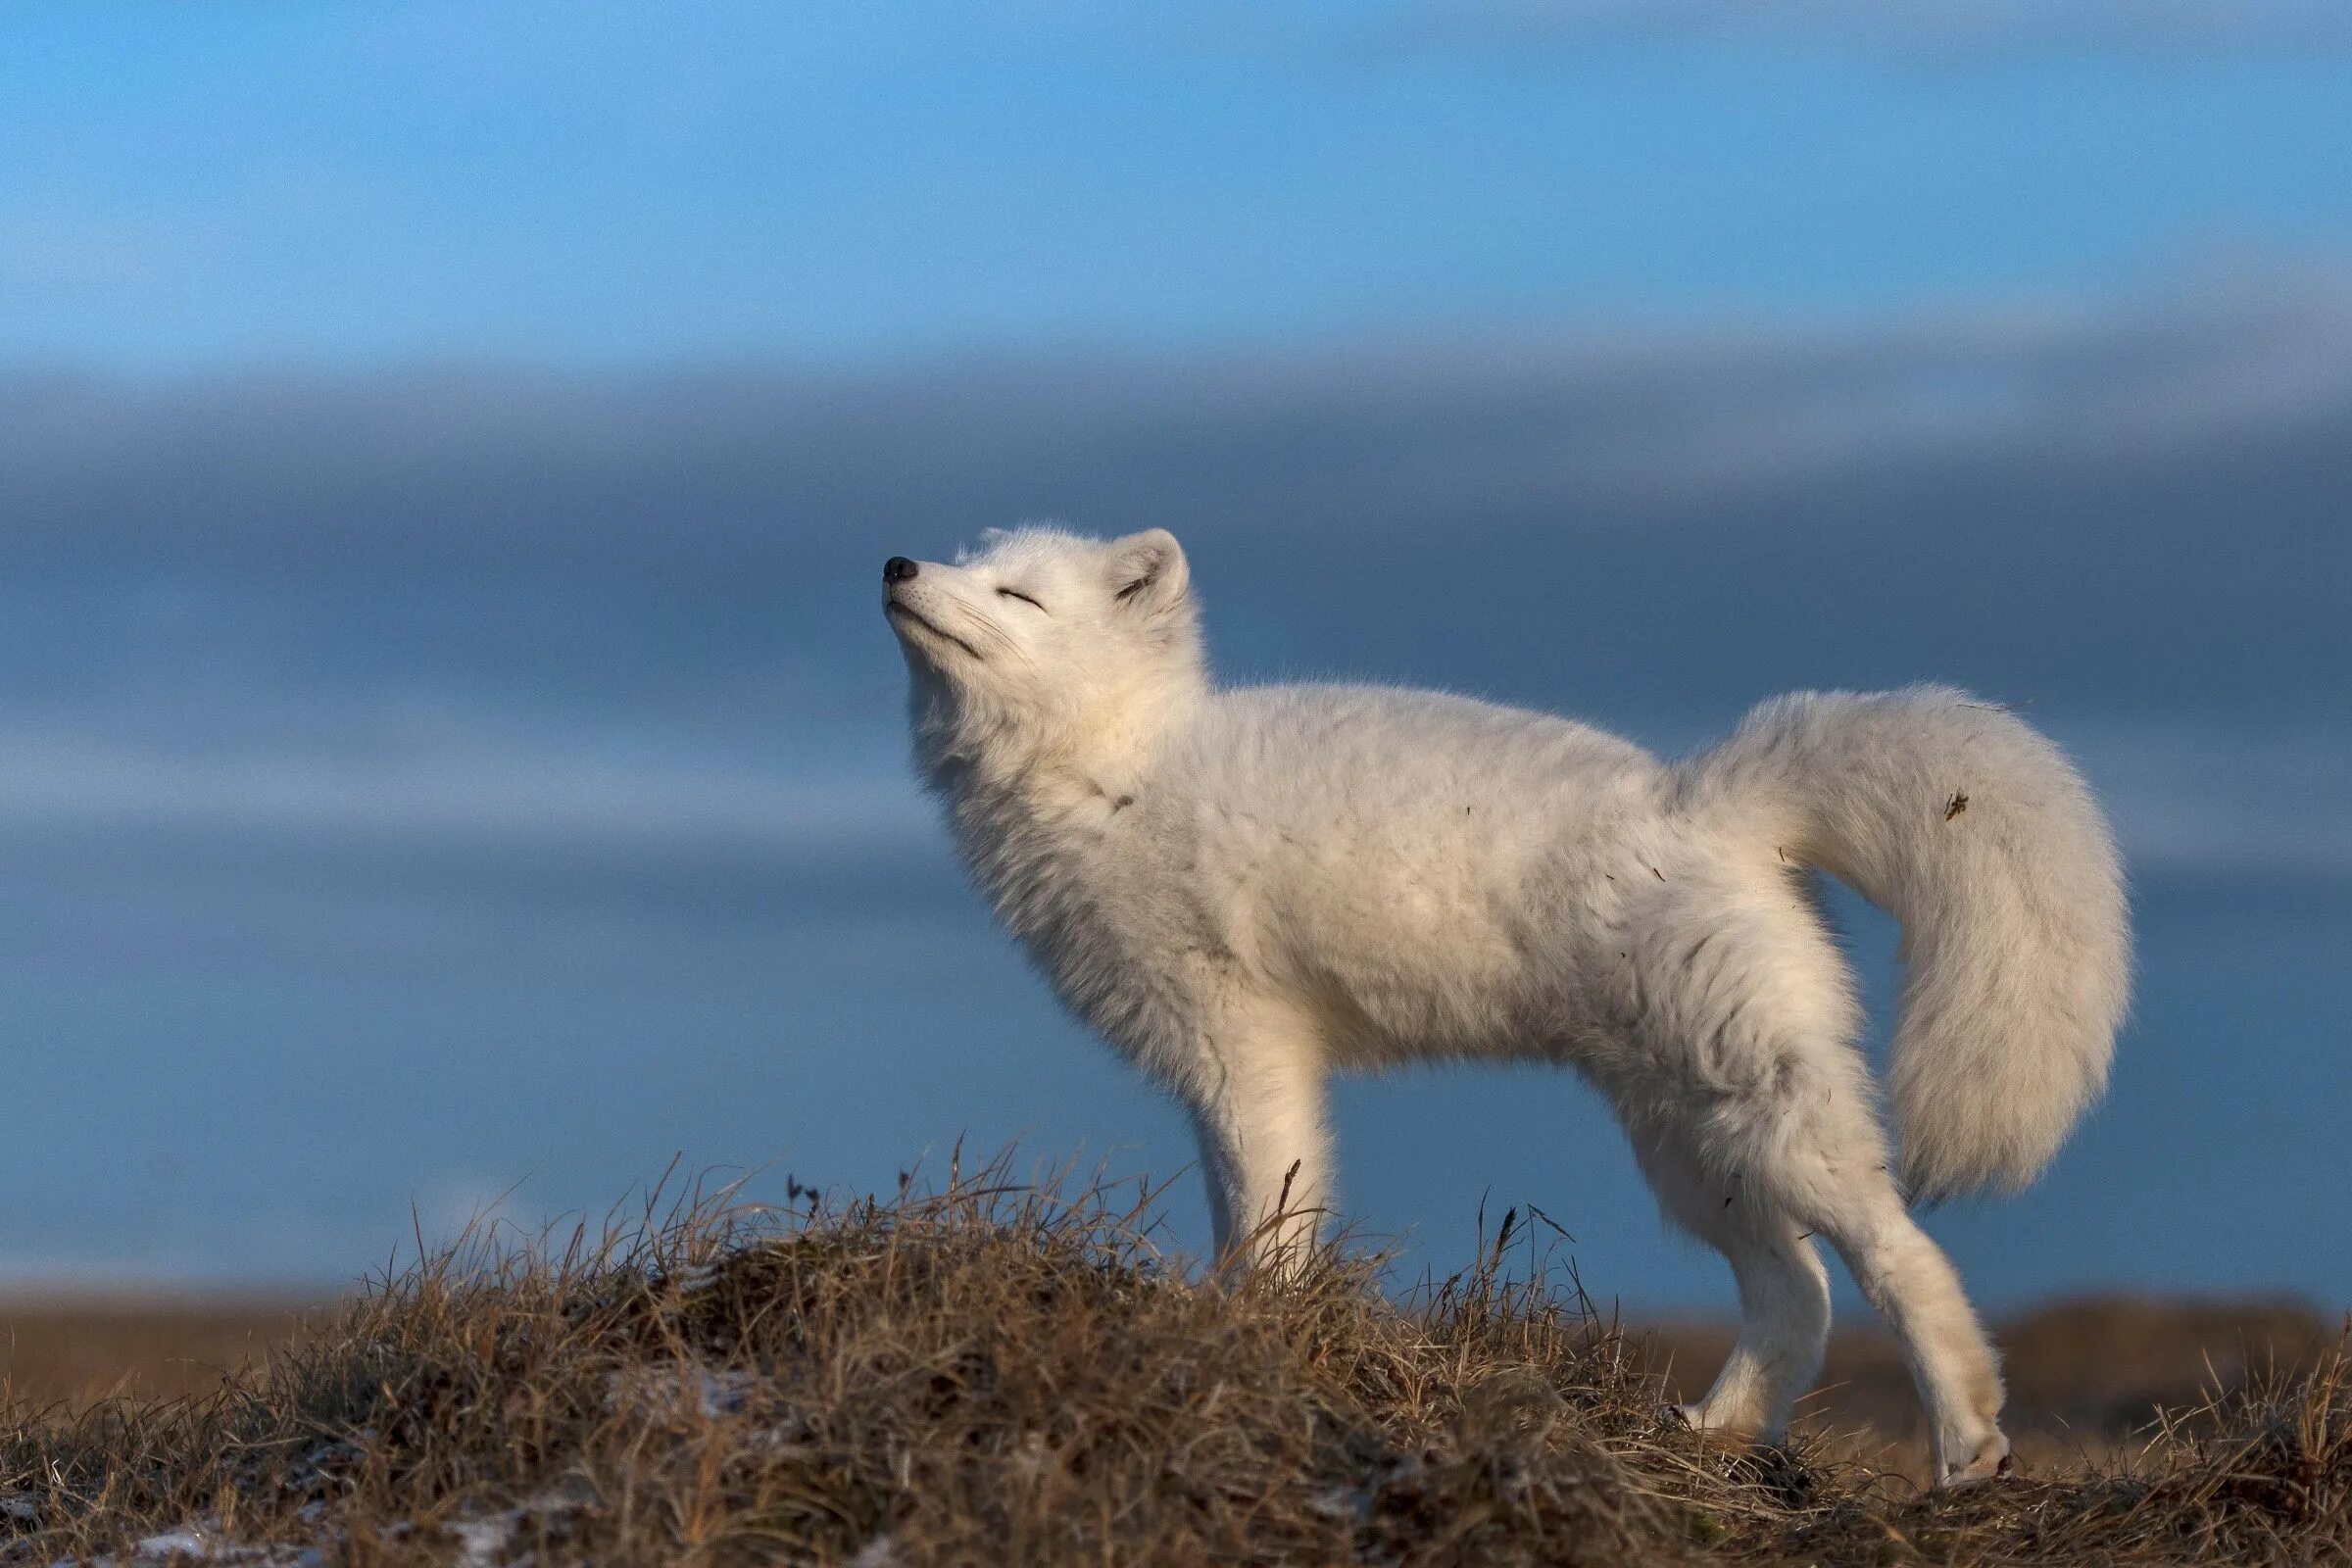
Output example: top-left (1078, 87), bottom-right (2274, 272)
top-left (1682, 686), bottom-right (2131, 1201)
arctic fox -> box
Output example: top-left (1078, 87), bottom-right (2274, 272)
top-left (882, 527), bottom-right (2130, 1487)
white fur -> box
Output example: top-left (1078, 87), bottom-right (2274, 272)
top-left (885, 526), bottom-right (2132, 1487)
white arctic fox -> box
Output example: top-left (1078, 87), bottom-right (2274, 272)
top-left (882, 526), bottom-right (2130, 1486)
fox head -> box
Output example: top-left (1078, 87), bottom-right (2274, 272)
top-left (882, 526), bottom-right (1206, 786)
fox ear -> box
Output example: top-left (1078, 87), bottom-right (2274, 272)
top-left (1106, 529), bottom-right (1189, 614)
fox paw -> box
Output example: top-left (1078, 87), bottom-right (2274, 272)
top-left (1666, 1401), bottom-right (1765, 1442)
top-left (1935, 1434), bottom-right (2013, 1490)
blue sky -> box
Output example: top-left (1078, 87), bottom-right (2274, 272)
top-left (1, 5), bottom-right (2348, 1313)
top-left (8, 4), bottom-right (2352, 366)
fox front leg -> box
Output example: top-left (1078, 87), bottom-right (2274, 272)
top-left (1185, 1018), bottom-right (1335, 1272)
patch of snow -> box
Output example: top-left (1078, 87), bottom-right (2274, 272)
top-left (696, 1366), bottom-right (753, 1417)
top-left (435, 1476), bottom-right (599, 1568)
top-left (123, 1533), bottom-right (321, 1567)
top-left (662, 1259), bottom-right (722, 1298)
top-left (606, 1358), bottom-right (771, 1424)
top-left (444, 1512), bottom-right (519, 1568)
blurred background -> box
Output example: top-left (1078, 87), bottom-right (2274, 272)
top-left (2, 3), bottom-right (2347, 1322)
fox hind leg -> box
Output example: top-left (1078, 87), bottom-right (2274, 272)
top-left (1667, 1061), bottom-right (2007, 1484)
top-left (1643, 1049), bottom-right (2008, 1483)
top-left (1636, 1130), bottom-right (1831, 1442)
top-left (1621, 873), bottom-right (2003, 1481)
top-left (1804, 1169), bottom-right (2009, 1485)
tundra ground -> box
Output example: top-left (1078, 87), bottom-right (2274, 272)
top-left (1, 1164), bottom-right (2342, 1566)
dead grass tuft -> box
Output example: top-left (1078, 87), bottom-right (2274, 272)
top-left (1, 1156), bottom-right (2345, 1566)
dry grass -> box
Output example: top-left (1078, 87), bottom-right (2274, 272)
top-left (1647, 1294), bottom-right (2344, 1486)
top-left (0, 1160), bottom-right (2345, 1566)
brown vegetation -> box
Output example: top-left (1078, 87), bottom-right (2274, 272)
top-left (1648, 1292), bottom-right (2342, 1484)
top-left (0, 1164), bottom-right (2344, 1565)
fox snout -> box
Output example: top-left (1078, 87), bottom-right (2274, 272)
top-left (883, 556), bottom-right (919, 584)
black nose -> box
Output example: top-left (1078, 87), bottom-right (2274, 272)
top-left (883, 556), bottom-right (919, 584)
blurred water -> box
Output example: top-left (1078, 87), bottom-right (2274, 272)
top-left (4, 817), bottom-right (2344, 1317)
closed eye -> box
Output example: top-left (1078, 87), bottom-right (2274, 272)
top-left (996, 587), bottom-right (1046, 611)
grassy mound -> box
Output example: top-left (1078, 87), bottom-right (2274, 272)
top-left (2, 1164), bottom-right (2345, 1566)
